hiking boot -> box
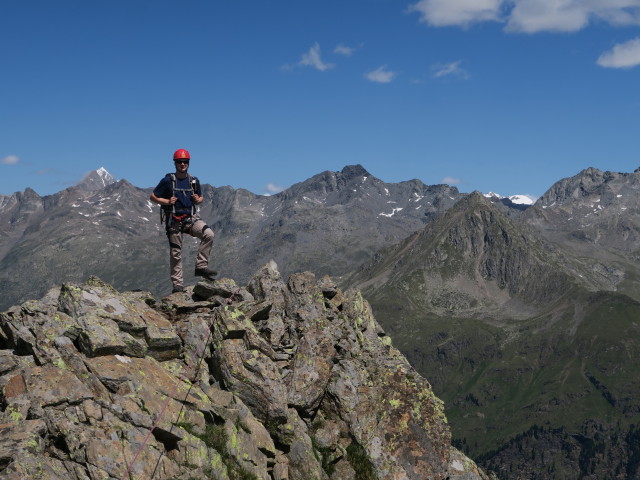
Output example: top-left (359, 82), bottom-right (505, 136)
top-left (195, 267), bottom-right (217, 281)
top-left (172, 286), bottom-right (184, 293)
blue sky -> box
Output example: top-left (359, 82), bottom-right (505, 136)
top-left (2, 0), bottom-right (640, 199)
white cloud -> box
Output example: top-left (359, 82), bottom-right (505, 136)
top-left (506, 0), bottom-right (589, 32)
top-left (1, 155), bottom-right (20, 165)
top-left (432, 60), bottom-right (469, 78)
top-left (597, 37), bottom-right (640, 68)
top-left (407, 0), bottom-right (503, 27)
top-left (407, 0), bottom-right (640, 33)
top-left (299, 42), bottom-right (335, 71)
top-left (504, 0), bottom-right (640, 33)
top-left (365, 65), bottom-right (397, 83)
top-left (334, 44), bottom-right (356, 56)
top-left (441, 176), bottom-right (462, 185)
top-left (264, 183), bottom-right (286, 195)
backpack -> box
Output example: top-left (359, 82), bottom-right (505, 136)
top-left (159, 173), bottom-right (200, 225)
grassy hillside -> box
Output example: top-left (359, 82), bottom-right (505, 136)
top-left (367, 285), bottom-right (640, 477)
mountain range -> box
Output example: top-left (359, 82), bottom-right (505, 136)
top-left (0, 165), bottom-right (470, 309)
top-left (2, 164), bottom-right (640, 479)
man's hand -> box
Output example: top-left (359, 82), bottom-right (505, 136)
top-left (192, 194), bottom-right (203, 205)
top-left (150, 193), bottom-right (177, 207)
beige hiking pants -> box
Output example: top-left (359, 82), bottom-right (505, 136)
top-left (167, 217), bottom-right (214, 288)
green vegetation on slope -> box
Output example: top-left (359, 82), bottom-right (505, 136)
top-left (368, 287), bottom-right (640, 477)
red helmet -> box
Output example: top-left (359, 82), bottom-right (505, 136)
top-left (173, 149), bottom-right (190, 161)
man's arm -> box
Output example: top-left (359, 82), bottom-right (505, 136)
top-left (150, 192), bottom-right (176, 206)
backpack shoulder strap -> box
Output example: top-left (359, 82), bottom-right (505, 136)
top-left (187, 174), bottom-right (197, 215)
top-left (170, 174), bottom-right (178, 212)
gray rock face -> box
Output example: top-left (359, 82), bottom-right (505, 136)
top-left (76, 167), bottom-right (117, 192)
top-left (0, 264), bottom-right (495, 480)
top-left (521, 167), bottom-right (640, 301)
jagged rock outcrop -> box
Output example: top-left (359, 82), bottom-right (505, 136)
top-left (0, 263), bottom-right (495, 480)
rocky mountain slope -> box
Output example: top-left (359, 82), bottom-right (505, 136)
top-left (343, 176), bottom-right (640, 479)
top-left (0, 165), bottom-right (467, 311)
top-left (525, 167), bottom-right (640, 252)
top-left (202, 164), bottom-right (466, 284)
top-left (522, 167), bottom-right (640, 301)
top-left (0, 263), bottom-right (495, 480)
top-left (346, 191), bottom-right (626, 320)
top-left (76, 168), bottom-right (116, 192)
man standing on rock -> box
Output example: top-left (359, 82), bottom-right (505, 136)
top-left (150, 148), bottom-right (216, 293)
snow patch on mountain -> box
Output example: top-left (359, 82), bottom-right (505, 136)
top-left (96, 167), bottom-right (115, 186)
top-left (484, 192), bottom-right (536, 205)
top-left (76, 168), bottom-right (117, 192)
top-left (379, 207), bottom-right (404, 217)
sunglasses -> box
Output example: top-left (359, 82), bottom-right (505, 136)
top-left (175, 160), bottom-right (189, 165)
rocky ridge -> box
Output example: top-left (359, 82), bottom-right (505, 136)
top-left (0, 262), bottom-right (495, 480)
top-left (522, 167), bottom-right (640, 299)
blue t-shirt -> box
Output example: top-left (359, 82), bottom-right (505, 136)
top-left (153, 174), bottom-right (201, 215)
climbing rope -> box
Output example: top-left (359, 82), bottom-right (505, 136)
top-left (120, 287), bottom-right (241, 480)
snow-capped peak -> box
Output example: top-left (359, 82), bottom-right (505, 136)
top-left (96, 167), bottom-right (115, 186)
top-left (75, 168), bottom-right (116, 191)
top-left (508, 195), bottom-right (536, 205)
top-left (484, 192), bottom-right (503, 199)
top-left (484, 192), bottom-right (536, 205)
